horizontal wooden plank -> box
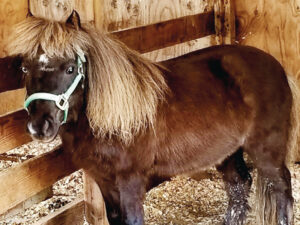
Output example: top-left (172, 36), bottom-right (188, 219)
top-left (0, 88), bottom-right (25, 116)
top-left (113, 11), bottom-right (215, 53)
top-left (34, 198), bottom-right (85, 225)
top-left (0, 109), bottom-right (31, 153)
top-left (0, 56), bottom-right (24, 93)
top-left (0, 146), bottom-right (76, 215)
top-left (1, 187), bottom-right (53, 220)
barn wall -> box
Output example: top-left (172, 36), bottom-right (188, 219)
top-left (235, 0), bottom-right (300, 78)
top-left (0, 0), bottom-right (28, 115)
top-left (94, 0), bottom-right (215, 61)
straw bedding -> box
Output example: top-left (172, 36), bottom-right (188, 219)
top-left (1, 140), bottom-right (300, 225)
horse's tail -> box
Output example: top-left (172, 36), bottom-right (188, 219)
top-left (286, 74), bottom-right (300, 165)
top-left (255, 74), bottom-right (299, 225)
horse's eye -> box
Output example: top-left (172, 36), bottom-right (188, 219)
top-left (66, 66), bottom-right (75, 74)
top-left (21, 66), bottom-right (28, 74)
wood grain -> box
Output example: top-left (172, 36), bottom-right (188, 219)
top-left (235, 0), bottom-right (300, 77)
top-left (224, 0), bottom-right (236, 44)
top-left (0, 146), bottom-right (76, 215)
top-left (0, 56), bottom-right (26, 115)
top-left (0, 0), bottom-right (28, 57)
top-left (29, 0), bottom-right (74, 22)
top-left (114, 12), bottom-right (215, 53)
top-left (1, 187), bottom-right (53, 220)
top-left (214, 0), bottom-right (224, 45)
top-left (29, 0), bottom-right (94, 23)
top-left (0, 110), bottom-right (32, 154)
top-left (84, 171), bottom-right (109, 225)
top-left (95, 0), bottom-right (215, 61)
top-left (34, 198), bottom-right (85, 225)
top-left (0, 89), bottom-right (26, 116)
top-left (214, 0), bottom-right (236, 45)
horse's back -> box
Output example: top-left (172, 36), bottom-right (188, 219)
top-left (162, 44), bottom-right (291, 128)
top-left (162, 45), bottom-right (290, 108)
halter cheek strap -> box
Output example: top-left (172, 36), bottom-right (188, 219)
top-left (24, 55), bottom-right (86, 124)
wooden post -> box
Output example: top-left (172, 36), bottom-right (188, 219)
top-left (223, 0), bottom-right (236, 44)
top-left (214, 0), bottom-right (224, 45)
top-left (0, 0), bottom-right (28, 114)
top-left (83, 171), bottom-right (109, 225)
top-left (29, 0), bottom-right (94, 23)
top-left (29, 0), bottom-right (74, 22)
top-left (214, 0), bottom-right (236, 45)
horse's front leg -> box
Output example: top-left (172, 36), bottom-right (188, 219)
top-left (117, 174), bottom-right (146, 225)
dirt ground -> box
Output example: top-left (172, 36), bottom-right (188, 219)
top-left (1, 140), bottom-right (300, 225)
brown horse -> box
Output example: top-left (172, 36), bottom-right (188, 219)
top-left (4, 11), bottom-right (300, 225)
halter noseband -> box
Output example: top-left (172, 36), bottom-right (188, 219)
top-left (24, 54), bottom-right (86, 124)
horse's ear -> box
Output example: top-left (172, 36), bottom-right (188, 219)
top-left (66, 10), bottom-right (81, 30)
top-left (0, 56), bottom-right (24, 92)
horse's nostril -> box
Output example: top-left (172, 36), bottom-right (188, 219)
top-left (27, 118), bottom-right (52, 137)
top-left (42, 119), bottom-right (50, 134)
top-left (27, 121), bottom-right (37, 135)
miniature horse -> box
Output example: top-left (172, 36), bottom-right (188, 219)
top-left (4, 11), bottom-right (297, 225)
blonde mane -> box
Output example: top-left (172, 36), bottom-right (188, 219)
top-left (6, 17), bottom-right (168, 144)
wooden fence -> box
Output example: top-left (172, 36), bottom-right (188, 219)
top-left (0, 0), bottom-right (234, 224)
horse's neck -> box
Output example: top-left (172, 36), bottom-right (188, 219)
top-left (60, 112), bottom-right (91, 148)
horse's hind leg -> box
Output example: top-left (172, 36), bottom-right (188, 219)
top-left (246, 139), bottom-right (293, 225)
top-left (256, 165), bottom-right (293, 225)
top-left (217, 148), bottom-right (252, 225)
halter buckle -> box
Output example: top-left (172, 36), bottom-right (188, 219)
top-left (55, 94), bottom-right (69, 111)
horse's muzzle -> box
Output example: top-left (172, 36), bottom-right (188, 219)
top-left (27, 117), bottom-right (59, 142)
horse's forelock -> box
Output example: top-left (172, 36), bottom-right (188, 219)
top-left (6, 17), bottom-right (89, 60)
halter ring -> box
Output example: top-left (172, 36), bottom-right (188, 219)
top-left (55, 94), bottom-right (69, 111)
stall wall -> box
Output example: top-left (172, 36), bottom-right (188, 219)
top-left (0, 0), bottom-right (27, 114)
top-left (235, 0), bottom-right (300, 78)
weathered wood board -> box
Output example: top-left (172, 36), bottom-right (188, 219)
top-left (235, 0), bottom-right (300, 78)
top-left (1, 187), bottom-right (53, 220)
top-left (0, 110), bottom-right (31, 154)
top-left (0, 89), bottom-right (26, 116)
top-left (29, 0), bottom-right (94, 23)
top-left (113, 12), bottom-right (215, 53)
top-left (0, 1), bottom-right (28, 113)
top-left (94, 0), bottom-right (216, 61)
top-left (34, 198), bottom-right (85, 225)
top-left (0, 147), bottom-right (75, 215)
top-left (0, 0), bottom-right (28, 57)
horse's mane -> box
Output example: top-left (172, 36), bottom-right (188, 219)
top-left (6, 17), bottom-right (168, 144)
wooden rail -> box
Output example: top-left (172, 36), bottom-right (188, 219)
top-left (113, 11), bottom-right (215, 53)
top-left (34, 198), bottom-right (85, 225)
top-left (0, 147), bottom-right (75, 215)
top-left (0, 110), bottom-right (31, 153)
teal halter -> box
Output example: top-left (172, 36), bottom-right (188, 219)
top-left (24, 55), bottom-right (86, 124)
